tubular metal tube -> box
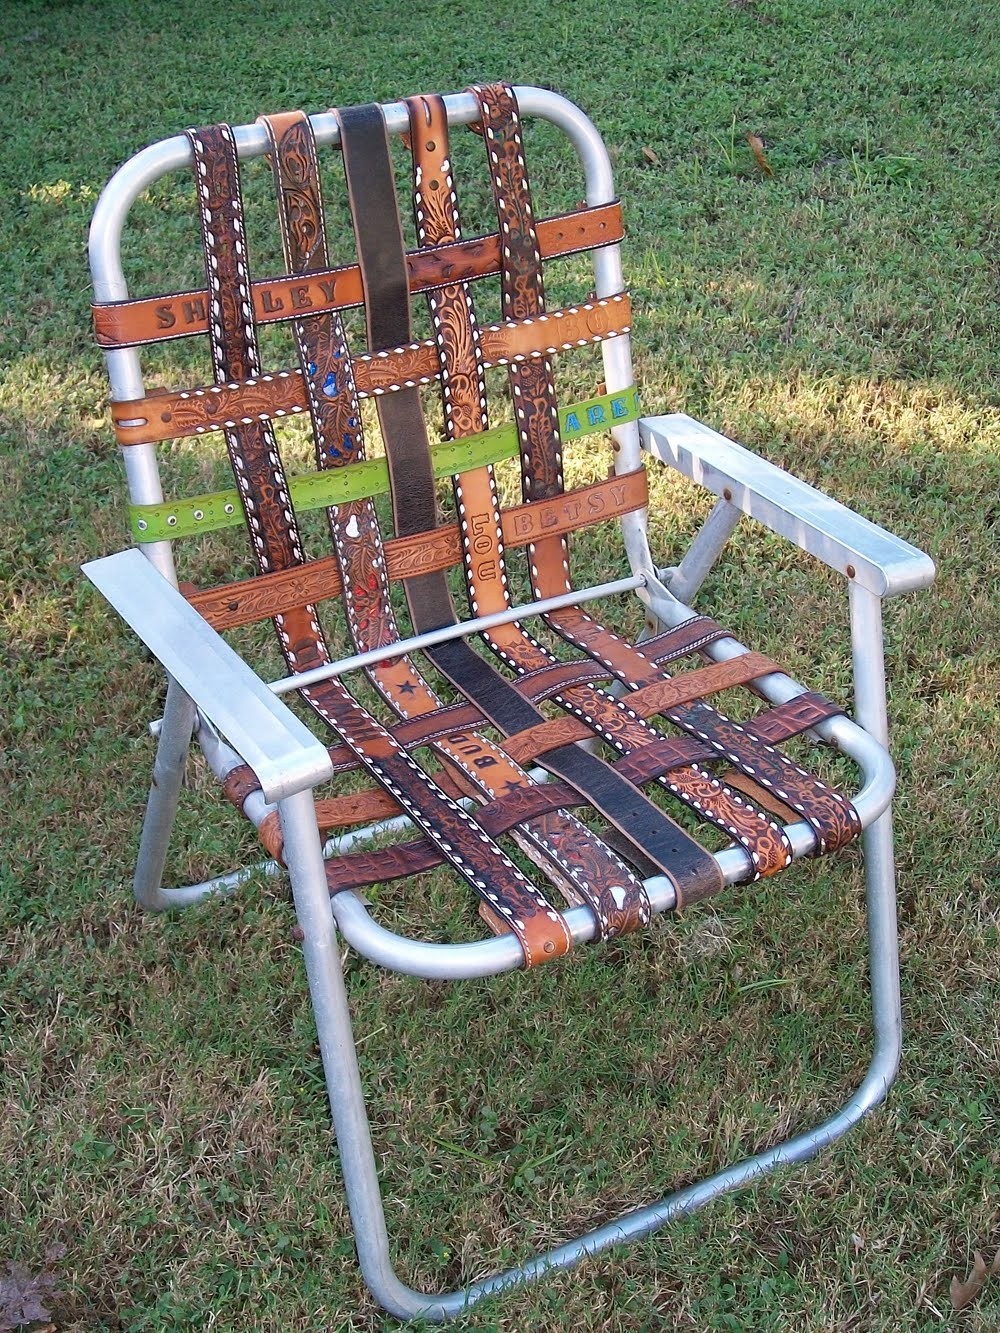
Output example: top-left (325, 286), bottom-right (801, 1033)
top-left (287, 776), bottom-right (903, 1325)
top-left (131, 675), bottom-right (199, 910)
top-left (666, 497), bottom-right (743, 605)
top-left (378, 1039), bottom-right (900, 1321)
top-left (268, 574), bottom-right (644, 694)
top-left (330, 873), bottom-right (677, 980)
top-left (278, 787), bottom-right (414, 1321)
top-left (849, 580), bottom-right (902, 1082)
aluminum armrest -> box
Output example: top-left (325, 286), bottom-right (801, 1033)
top-left (640, 413), bottom-right (935, 598)
top-left (82, 549), bottom-right (334, 803)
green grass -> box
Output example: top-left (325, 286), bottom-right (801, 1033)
top-left (2, 0), bottom-right (999, 1329)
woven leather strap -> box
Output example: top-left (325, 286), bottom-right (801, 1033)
top-left (186, 467), bottom-right (648, 631)
top-left (92, 201), bottom-right (625, 347)
top-left (469, 82), bottom-right (861, 859)
top-left (187, 119), bottom-right (581, 965)
top-left (113, 327), bottom-right (633, 448)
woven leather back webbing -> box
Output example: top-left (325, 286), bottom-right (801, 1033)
top-left (337, 101), bottom-right (728, 914)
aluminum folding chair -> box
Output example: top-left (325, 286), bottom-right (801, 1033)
top-left (84, 84), bottom-right (934, 1321)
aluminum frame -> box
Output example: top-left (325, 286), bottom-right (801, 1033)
top-left (85, 85), bottom-right (935, 1321)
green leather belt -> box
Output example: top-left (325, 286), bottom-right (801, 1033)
top-left (129, 387), bottom-right (640, 542)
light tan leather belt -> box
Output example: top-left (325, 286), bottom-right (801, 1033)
top-left (92, 202), bottom-right (624, 348)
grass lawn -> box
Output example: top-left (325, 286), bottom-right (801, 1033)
top-left (2, 0), bottom-right (998, 1329)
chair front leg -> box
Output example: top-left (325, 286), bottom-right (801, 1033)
top-left (278, 788), bottom-right (428, 1320)
top-left (848, 579), bottom-right (903, 1088)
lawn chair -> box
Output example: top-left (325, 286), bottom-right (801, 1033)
top-left (84, 84), bottom-right (934, 1321)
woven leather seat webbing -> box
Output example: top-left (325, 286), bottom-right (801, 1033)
top-left (337, 102), bottom-right (726, 911)
top-left (226, 687), bottom-right (847, 881)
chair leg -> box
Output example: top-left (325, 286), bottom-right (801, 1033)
top-left (846, 580), bottom-right (903, 1088)
top-left (133, 675), bottom-right (200, 910)
top-left (279, 770), bottom-right (902, 1324)
top-left (278, 789), bottom-right (422, 1319)
top-left (280, 542), bottom-right (906, 1324)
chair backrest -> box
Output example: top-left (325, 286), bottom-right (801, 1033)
top-left (90, 84), bottom-right (653, 658)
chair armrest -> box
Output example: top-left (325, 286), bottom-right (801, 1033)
top-left (82, 549), bottom-right (334, 803)
top-left (640, 413), bottom-right (935, 598)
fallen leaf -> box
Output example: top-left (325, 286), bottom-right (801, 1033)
top-left (746, 132), bottom-right (774, 177)
top-left (0, 1262), bottom-right (55, 1332)
top-left (950, 1251), bottom-right (988, 1311)
top-left (0, 1246), bottom-right (64, 1333)
top-left (642, 146), bottom-right (661, 166)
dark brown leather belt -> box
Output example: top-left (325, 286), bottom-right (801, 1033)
top-left (262, 105), bottom-right (663, 949)
top-left (339, 99), bottom-right (729, 916)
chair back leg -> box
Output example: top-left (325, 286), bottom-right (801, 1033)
top-left (133, 676), bottom-right (198, 910)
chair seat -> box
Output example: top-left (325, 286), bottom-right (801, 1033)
top-left (222, 604), bottom-right (860, 958)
